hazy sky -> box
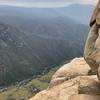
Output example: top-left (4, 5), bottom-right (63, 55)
top-left (0, 0), bottom-right (98, 7)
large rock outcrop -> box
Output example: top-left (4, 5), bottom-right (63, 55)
top-left (49, 57), bottom-right (91, 88)
top-left (29, 58), bottom-right (100, 100)
top-left (84, 0), bottom-right (100, 77)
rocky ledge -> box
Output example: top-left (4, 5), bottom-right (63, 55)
top-left (29, 58), bottom-right (100, 100)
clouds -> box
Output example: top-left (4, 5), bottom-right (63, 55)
top-left (0, 0), bottom-right (98, 7)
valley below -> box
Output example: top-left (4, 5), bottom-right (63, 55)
top-left (0, 3), bottom-right (94, 100)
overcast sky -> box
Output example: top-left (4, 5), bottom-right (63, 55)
top-left (0, 0), bottom-right (98, 7)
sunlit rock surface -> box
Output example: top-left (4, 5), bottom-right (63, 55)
top-left (30, 58), bottom-right (100, 100)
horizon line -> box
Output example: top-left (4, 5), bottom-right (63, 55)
top-left (0, 2), bottom-right (95, 8)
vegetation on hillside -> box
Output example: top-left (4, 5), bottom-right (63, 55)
top-left (0, 67), bottom-right (58, 100)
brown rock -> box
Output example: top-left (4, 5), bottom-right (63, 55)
top-left (69, 94), bottom-right (100, 100)
top-left (52, 58), bottom-right (90, 79)
top-left (84, 23), bottom-right (99, 74)
top-left (78, 76), bottom-right (100, 95)
top-left (90, 0), bottom-right (100, 26)
top-left (29, 57), bottom-right (100, 100)
top-left (84, 0), bottom-right (100, 78)
top-left (30, 82), bottom-right (78, 100)
top-left (49, 58), bottom-right (91, 88)
top-left (29, 75), bottom-right (100, 100)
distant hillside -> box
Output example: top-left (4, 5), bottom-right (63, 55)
top-left (0, 67), bottom-right (58, 100)
top-left (0, 4), bottom-right (95, 99)
top-left (0, 16), bottom-right (88, 86)
top-left (59, 4), bottom-right (94, 25)
top-left (0, 4), bottom-right (93, 33)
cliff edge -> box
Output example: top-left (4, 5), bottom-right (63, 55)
top-left (29, 57), bottom-right (100, 100)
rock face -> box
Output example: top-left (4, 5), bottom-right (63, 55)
top-left (49, 57), bottom-right (91, 88)
top-left (90, 0), bottom-right (100, 26)
top-left (84, 0), bottom-right (100, 78)
top-left (29, 58), bottom-right (100, 100)
top-left (69, 95), bottom-right (100, 100)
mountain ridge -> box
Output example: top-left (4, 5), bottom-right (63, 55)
top-left (0, 19), bottom-right (88, 86)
